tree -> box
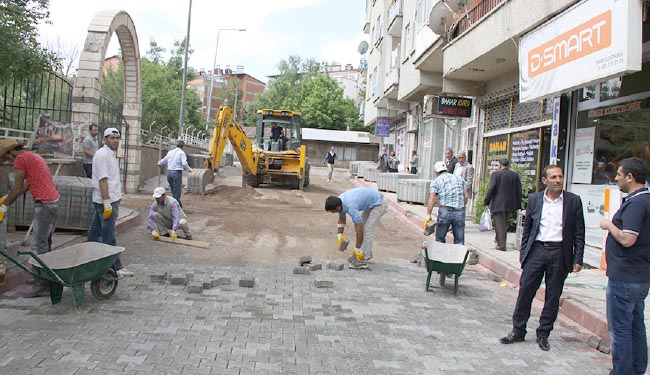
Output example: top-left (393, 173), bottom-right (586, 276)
top-left (45, 36), bottom-right (80, 79)
top-left (101, 39), bottom-right (203, 136)
top-left (0, 0), bottom-right (58, 83)
top-left (217, 77), bottom-right (244, 125)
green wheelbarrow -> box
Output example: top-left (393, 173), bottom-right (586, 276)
top-left (0, 242), bottom-right (124, 310)
top-left (422, 241), bottom-right (470, 295)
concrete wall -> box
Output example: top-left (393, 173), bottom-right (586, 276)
top-left (303, 141), bottom-right (379, 169)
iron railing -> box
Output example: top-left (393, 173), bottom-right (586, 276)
top-left (454, 0), bottom-right (506, 38)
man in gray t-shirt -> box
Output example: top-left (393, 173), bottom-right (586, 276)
top-left (82, 124), bottom-right (99, 178)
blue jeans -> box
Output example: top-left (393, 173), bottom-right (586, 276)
top-left (88, 201), bottom-right (122, 270)
top-left (32, 201), bottom-right (58, 255)
top-left (607, 279), bottom-right (650, 375)
top-left (436, 207), bottom-right (465, 244)
top-left (167, 170), bottom-right (183, 206)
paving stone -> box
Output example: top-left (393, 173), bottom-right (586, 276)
top-left (299, 255), bottom-right (312, 266)
top-left (326, 262), bottom-right (345, 271)
top-left (314, 279), bottom-right (333, 288)
top-left (150, 273), bottom-right (167, 283)
top-left (586, 335), bottom-right (600, 349)
top-left (169, 274), bottom-right (186, 285)
top-left (598, 338), bottom-right (611, 354)
top-left (186, 272), bottom-right (195, 282)
top-left (293, 266), bottom-right (310, 275)
top-left (202, 276), bottom-right (214, 289)
top-left (187, 282), bottom-right (203, 293)
top-left (239, 277), bottom-right (255, 287)
top-left (214, 277), bottom-right (231, 286)
top-left (309, 263), bottom-right (322, 271)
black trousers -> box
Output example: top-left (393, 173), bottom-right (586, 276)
top-left (493, 211), bottom-right (512, 248)
top-left (512, 242), bottom-right (569, 338)
top-left (83, 163), bottom-right (92, 179)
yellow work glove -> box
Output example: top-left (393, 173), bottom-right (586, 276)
top-left (337, 233), bottom-right (347, 248)
top-left (170, 230), bottom-right (177, 241)
top-left (351, 248), bottom-right (365, 262)
top-left (151, 230), bottom-right (160, 240)
top-left (102, 199), bottom-right (113, 220)
top-left (0, 194), bottom-right (7, 206)
top-left (0, 204), bottom-right (7, 223)
top-left (424, 216), bottom-right (432, 230)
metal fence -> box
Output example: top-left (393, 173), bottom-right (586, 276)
top-left (482, 95), bottom-right (553, 133)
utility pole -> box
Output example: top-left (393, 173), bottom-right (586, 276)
top-left (178, 0), bottom-right (192, 136)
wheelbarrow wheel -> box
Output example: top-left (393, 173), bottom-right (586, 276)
top-left (91, 268), bottom-right (118, 300)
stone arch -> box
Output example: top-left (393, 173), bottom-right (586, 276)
top-left (72, 10), bottom-right (142, 193)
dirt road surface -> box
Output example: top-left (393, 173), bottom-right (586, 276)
top-left (119, 165), bottom-right (424, 268)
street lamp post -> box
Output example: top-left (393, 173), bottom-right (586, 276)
top-left (179, 0), bottom-right (192, 137)
top-left (205, 27), bottom-right (246, 128)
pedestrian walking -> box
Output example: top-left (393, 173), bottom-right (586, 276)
top-left (444, 146), bottom-right (458, 173)
top-left (88, 127), bottom-right (133, 279)
top-left (158, 140), bottom-right (191, 207)
top-left (0, 138), bottom-right (59, 298)
top-left (484, 158), bottom-right (522, 250)
top-left (424, 161), bottom-right (468, 244)
top-left (599, 157), bottom-right (650, 375)
top-left (409, 150), bottom-right (419, 174)
top-left (500, 165), bottom-right (585, 351)
top-left (325, 188), bottom-right (388, 269)
top-left (323, 146), bottom-right (337, 182)
top-left (453, 150), bottom-right (474, 196)
top-left (82, 124), bottom-right (99, 178)
top-left (148, 187), bottom-right (193, 241)
top-left (388, 150), bottom-right (400, 173)
top-left (377, 146), bottom-right (389, 172)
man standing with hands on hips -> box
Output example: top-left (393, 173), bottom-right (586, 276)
top-left (88, 127), bottom-right (133, 279)
top-left (600, 157), bottom-right (650, 375)
top-left (500, 165), bottom-right (584, 351)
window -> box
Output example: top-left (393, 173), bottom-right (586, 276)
top-left (403, 23), bottom-right (413, 58)
top-left (416, 0), bottom-right (434, 31)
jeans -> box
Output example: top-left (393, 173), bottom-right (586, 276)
top-left (435, 207), bottom-right (465, 244)
top-left (167, 170), bottom-right (183, 207)
top-left (88, 201), bottom-right (122, 270)
top-left (607, 279), bottom-right (650, 375)
top-left (83, 163), bottom-right (92, 178)
top-left (32, 201), bottom-right (58, 255)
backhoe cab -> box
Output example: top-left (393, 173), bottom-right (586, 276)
top-left (202, 106), bottom-right (310, 190)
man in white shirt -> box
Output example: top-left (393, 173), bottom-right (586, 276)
top-left (87, 127), bottom-right (133, 279)
top-left (159, 140), bottom-right (191, 207)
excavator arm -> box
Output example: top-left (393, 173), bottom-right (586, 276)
top-left (205, 105), bottom-right (258, 175)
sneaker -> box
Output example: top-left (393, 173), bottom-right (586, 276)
top-left (364, 255), bottom-right (373, 262)
top-left (184, 235), bottom-right (193, 241)
top-left (116, 268), bottom-right (134, 279)
top-left (348, 261), bottom-right (369, 269)
top-left (22, 284), bottom-right (49, 298)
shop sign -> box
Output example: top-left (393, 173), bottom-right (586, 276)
top-left (550, 97), bottom-right (560, 164)
top-left (437, 96), bottom-right (473, 118)
top-left (587, 101), bottom-right (641, 118)
top-left (511, 129), bottom-right (540, 180)
top-left (375, 117), bottom-right (390, 137)
top-left (485, 134), bottom-right (509, 175)
top-left (519, 0), bottom-right (642, 103)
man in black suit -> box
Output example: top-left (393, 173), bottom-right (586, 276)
top-left (484, 158), bottom-right (522, 250)
top-left (444, 147), bottom-right (458, 173)
top-left (500, 165), bottom-right (585, 351)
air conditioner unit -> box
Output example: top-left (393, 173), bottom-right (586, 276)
top-left (423, 95), bottom-right (439, 117)
top-left (406, 115), bottom-right (417, 132)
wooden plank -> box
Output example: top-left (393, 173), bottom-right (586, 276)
top-left (157, 236), bottom-right (210, 249)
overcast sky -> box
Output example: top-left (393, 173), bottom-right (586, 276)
top-left (38, 0), bottom-right (367, 83)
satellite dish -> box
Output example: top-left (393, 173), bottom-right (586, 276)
top-left (428, 1), bottom-right (457, 36)
top-left (444, 0), bottom-right (467, 14)
top-left (357, 41), bottom-right (369, 55)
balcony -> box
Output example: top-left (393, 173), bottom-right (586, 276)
top-left (383, 67), bottom-right (399, 99)
top-left (372, 83), bottom-right (382, 103)
top-left (451, 0), bottom-right (506, 40)
top-left (387, 0), bottom-right (403, 37)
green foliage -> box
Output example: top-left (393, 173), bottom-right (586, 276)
top-left (217, 78), bottom-right (244, 124)
top-left (473, 164), bottom-right (537, 232)
top-left (244, 55), bottom-right (364, 130)
top-left (100, 39), bottom-right (203, 135)
top-left (0, 0), bottom-right (58, 83)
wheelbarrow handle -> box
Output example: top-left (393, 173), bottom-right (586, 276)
top-left (16, 250), bottom-right (66, 286)
top-left (0, 249), bottom-right (38, 278)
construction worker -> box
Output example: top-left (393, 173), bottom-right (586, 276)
top-left (158, 140), bottom-right (191, 207)
top-left (325, 188), bottom-right (388, 269)
top-left (148, 187), bottom-right (192, 241)
top-left (0, 138), bottom-right (59, 298)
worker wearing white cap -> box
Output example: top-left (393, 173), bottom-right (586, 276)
top-left (87, 127), bottom-right (134, 279)
top-left (148, 187), bottom-right (192, 241)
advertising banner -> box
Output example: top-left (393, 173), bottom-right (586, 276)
top-left (375, 117), bottom-right (390, 137)
top-left (519, 0), bottom-right (642, 102)
top-left (32, 115), bottom-right (75, 157)
top-left (572, 126), bottom-right (596, 184)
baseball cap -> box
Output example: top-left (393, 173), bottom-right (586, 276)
top-left (434, 161), bottom-right (447, 173)
top-left (104, 127), bottom-right (121, 138)
top-left (152, 187), bottom-right (166, 198)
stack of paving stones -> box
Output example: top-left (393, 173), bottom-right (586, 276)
top-left (53, 176), bottom-right (94, 230)
top-left (151, 271), bottom-right (235, 293)
top-left (377, 172), bottom-right (419, 192)
top-left (354, 162), bottom-right (376, 178)
top-left (361, 165), bottom-right (379, 182)
top-left (397, 178), bottom-right (433, 205)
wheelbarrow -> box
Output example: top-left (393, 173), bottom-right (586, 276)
top-left (0, 242), bottom-right (124, 310)
top-left (422, 241), bottom-right (470, 295)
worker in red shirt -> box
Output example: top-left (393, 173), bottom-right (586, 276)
top-left (0, 138), bottom-right (60, 298)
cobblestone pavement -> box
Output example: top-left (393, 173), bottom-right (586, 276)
top-left (0, 258), bottom-right (610, 374)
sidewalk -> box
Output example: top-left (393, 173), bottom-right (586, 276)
top-left (350, 174), bottom-right (620, 353)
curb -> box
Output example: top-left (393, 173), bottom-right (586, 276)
top-left (116, 208), bottom-right (141, 234)
top-left (352, 173), bottom-right (610, 346)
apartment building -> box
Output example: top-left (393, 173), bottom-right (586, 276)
top-left (363, 0), bottom-right (649, 200)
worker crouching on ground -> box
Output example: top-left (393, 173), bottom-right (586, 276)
top-left (325, 187), bottom-right (388, 269)
top-left (148, 187), bottom-right (192, 241)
